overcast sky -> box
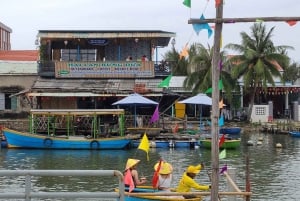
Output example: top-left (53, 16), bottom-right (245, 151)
top-left (1, 0), bottom-right (299, 62)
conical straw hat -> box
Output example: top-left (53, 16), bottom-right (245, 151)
top-left (125, 158), bottom-right (140, 170)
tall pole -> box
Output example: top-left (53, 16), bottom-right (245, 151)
top-left (211, 1), bottom-right (223, 201)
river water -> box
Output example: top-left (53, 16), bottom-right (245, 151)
top-left (0, 131), bottom-right (299, 201)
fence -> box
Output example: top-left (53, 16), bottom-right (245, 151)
top-left (0, 170), bottom-right (124, 201)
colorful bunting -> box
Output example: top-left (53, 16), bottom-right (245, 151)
top-left (219, 115), bottom-right (224, 127)
top-left (220, 164), bottom-right (228, 174)
top-left (158, 74), bottom-right (172, 88)
top-left (286, 20), bottom-right (297, 26)
top-left (205, 80), bottom-right (223, 93)
top-left (215, 0), bottom-right (221, 7)
top-left (192, 14), bottom-right (213, 38)
top-left (150, 105), bottom-right (159, 123)
top-left (219, 133), bottom-right (225, 147)
top-left (124, 169), bottom-right (135, 192)
top-left (182, 0), bottom-right (191, 8)
top-left (219, 148), bottom-right (226, 159)
top-left (179, 43), bottom-right (189, 59)
top-left (138, 133), bottom-right (150, 161)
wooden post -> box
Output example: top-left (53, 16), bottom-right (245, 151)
top-left (211, 1), bottom-right (223, 201)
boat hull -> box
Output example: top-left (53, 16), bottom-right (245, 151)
top-left (289, 131), bottom-right (300, 137)
top-left (132, 140), bottom-right (197, 149)
top-left (3, 128), bottom-right (132, 150)
top-left (199, 139), bottom-right (241, 149)
top-left (219, 127), bottom-right (241, 135)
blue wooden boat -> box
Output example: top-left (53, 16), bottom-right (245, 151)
top-left (289, 131), bottom-right (300, 137)
top-left (131, 139), bottom-right (198, 149)
top-left (3, 109), bottom-right (138, 150)
top-left (219, 127), bottom-right (242, 135)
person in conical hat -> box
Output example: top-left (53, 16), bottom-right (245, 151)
top-left (176, 164), bottom-right (210, 199)
top-left (153, 161), bottom-right (173, 191)
top-left (124, 158), bottom-right (147, 188)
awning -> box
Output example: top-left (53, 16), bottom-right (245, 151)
top-left (27, 92), bottom-right (162, 97)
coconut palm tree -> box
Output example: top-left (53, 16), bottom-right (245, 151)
top-left (225, 23), bottom-right (292, 121)
top-left (163, 48), bottom-right (188, 76)
top-left (183, 43), bottom-right (237, 101)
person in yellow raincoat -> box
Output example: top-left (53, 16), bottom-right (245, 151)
top-left (176, 164), bottom-right (210, 199)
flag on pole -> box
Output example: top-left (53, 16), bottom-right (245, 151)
top-left (124, 169), bottom-right (135, 192)
top-left (192, 14), bottom-right (213, 38)
top-left (150, 105), bottom-right (159, 123)
top-left (220, 164), bottom-right (228, 174)
top-left (138, 133), bottom-right (150, 161)
top-left (152, 159), bottom-right (162, 188)
top-left (182, 0), bottom-right (191, 8)
top-left (219, 133), bottom-right (225, 147)
top-left (158, 75), bottom-right (172, 88)
top-left (219, 149), bottom-right (226, 159)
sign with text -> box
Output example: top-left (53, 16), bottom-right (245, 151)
top-left (55, 61), bottom-right (155, 78)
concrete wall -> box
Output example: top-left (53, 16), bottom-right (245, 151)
top-left (250, 104), bottom-right (269, 123)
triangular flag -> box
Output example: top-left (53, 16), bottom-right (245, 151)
top-left (179, 43), bottom-right (189, 59)
top-left (215, 0), bottom-right (221, 7)
top-left (219, 149), bottom-right (226, 159)
top-left (138, 133), bottom-right (150, 161)
top-left (192, 14), bottom-right (213, 38)
top-left (150, 105), bottom-right (159, 123)
top-left (219, 115), bottom-right (224, 127)
top-left (219, 99), bottom-right (224, 109)
top-left (219, 133), bottom-right (225, 147)
top-left (152, 159), bottom-right (162, 188)
top-left (286, 20), bottom-right (297, 26)
top-left (124, 169), bottom-right (135, 192)
top-left (220, 164), bottom-right (228, 174)
top-left (205, 80), bottom-right (223, 93)
top-left (256, 19), bottom-right (264, 23)
top-left (158, 75), bottom-right (172, 88)
top-left (182, 0), bottom-right (191, 8)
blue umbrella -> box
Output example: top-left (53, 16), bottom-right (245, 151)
top-left (112, 93), bottom-right (158, 127)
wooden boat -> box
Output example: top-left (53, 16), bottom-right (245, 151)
top-left (3, 109), bottom-right (139, 150)
top-left (131, 139), bottom-right (198, 149)
top-left (289, 131), bottom-right (300, 137)
top-left (199, 139), bottom-right (241, 149)
top-left (219, 127), bottom-right (242, 135)
top-left (116, 186), bottom-right (201, 201)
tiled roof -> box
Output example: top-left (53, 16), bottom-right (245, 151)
top-left (0, 50), bottom-right (38, 61)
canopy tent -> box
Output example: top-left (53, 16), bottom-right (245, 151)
top-left (178, 93), bottom-right (212, 130)
top-left (112, 93), bottom-right (158, 127)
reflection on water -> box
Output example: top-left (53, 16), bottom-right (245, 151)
top-left (0, 132), bottom-right (300, 201)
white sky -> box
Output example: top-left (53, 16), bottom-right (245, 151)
top-left (1, 0), bottom-right (299, 62)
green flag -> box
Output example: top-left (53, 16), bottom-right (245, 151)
top-left (219, 149), bottom-right (226, 159)
top-left (158, 74), bottom-right (172, 88)
top-left (205, 80), bottom-right (223, 93)
top-left (183, 0), bottom-right (191, 8)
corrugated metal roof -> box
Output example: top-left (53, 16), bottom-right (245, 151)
top-left (31, 77), bottom-right (166, 94)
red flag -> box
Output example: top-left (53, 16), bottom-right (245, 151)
top-left (215, 0), bottom-right (221, 7)
top-left (124, 169), bottom-right (134, 192)
top-left (152, 160), bottom-right (162, 188)
top-left (219, 134), bottom-right (225, 147)
top-left (286, 20), bottom-right (297, 26)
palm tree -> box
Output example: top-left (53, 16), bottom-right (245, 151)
top-left (225, 23), bottom-right (292, 121)
top-left (183, 43), bottom-right (236, 101)
top-left (163, 48), bottom-right (188, 76)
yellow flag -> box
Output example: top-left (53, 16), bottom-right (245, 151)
top-left (138, 133), bottom-right (150, 161)
top-left (219, 99), bottom-right (224, 109)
